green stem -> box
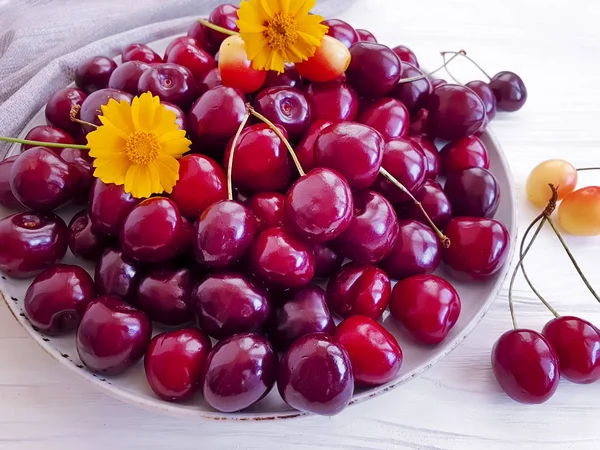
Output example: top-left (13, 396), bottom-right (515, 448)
top-left (397, 50), bottom-right (466, 84)
top-left (198, 18), bottom-right (239, 37)
top-left (226, 111), bottom-right (251, 201)
top-left (0, 136), bottom-right (89, 150)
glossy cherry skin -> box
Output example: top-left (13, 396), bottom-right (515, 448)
top-left (76, 295), bottom-right (152, 375)
top-left (79, 88), bottom-right (133, 133)
top-left (390, 63), bottom-right (432, 115)
top-left (390, 274), bottom-right (461, 345)
top-left (196, 67), bottom-right (223, 96)
top-left (262, 65), bottom-right (303, 90)
top-left (314, 122), bottom-right (384, 191)
top-left (68, 210), bottom-right (114, 261)
top-left (445, 168), bottom-right (500, 218)
top-left (443, 217), bottom-right (510, 279)
top-left (193, 200), bottom-right (257, 268)
top-left (408, 108), bottom-right (429, 136)
top-left (218, 35), bottom-right (267, 94)
top-left (145, 328), bottom-right (211, 402)
top-left (430, 78), bottom-right (447, 89)
top-left (58, 147), bottom-right (93, 204)
top-left (335, 316), bottom-right (402, 386)
top-left (248, 192), bottom-right (285, 232)
top-left (0, 156), bottom-right (22, 209)
top-left (404, 180), bottom-right (453, 230)
top-left (492, 329), bottom-right (559, 404)
top-left (108, 60), bottom-right (151, 95)
top-left (10, 147), bottom-right (80, 212)
top-left (542, 316), bottom-right (600, 384)
top-left (359, 96), bottom-right (411, 141)
top-left (278, 333), bottom-right (354, 416)
top-left (488, 71), bottom-right (527, 112)
top-left (408, 135), bottom-right (440, 180)
top-left (138, 63), bottom-right (197, 110)
top-left (426, 84), bottom-right (487, 141)
top-left (440, 135), bottom-right (490, 174)
top-left (466, 80), bottom-right (497, 122)
top-left (161, 101), bottom-right (188, 132)
top-left (305, 80), bottom-right (359, 122)
top-left (333, 190), bottom-right (399, 264)
top-left (88, 179), bottom-right (142, 236)
top-left (373, 138), bottom-right (427, 204)
top-left (392, 45), bottom-right (419, 68)
top-left (45, 87), bottom-right (87, 136)
top-left (313, 244), bottom-right (344, 279)
top-left (283, 168), bottom-right (353, 244)
top-left (193, 272), bottom-right (270, 340)
top-left (187, 21), bottom-right (215, 55)
top-left (250, 227), bottom-right (315, 288)
top-left (165, 42), bottom-right (215, 80)
top-left (205, 3), bottom-right (240, 48)
top-left (75, 56), bottom-right (117, 94)
top-left (24, 264), bottom-right (95, 335)
top-left (165, 36), bottom-right (201, 57)
top-left (203, 333), bottom-right (277, 413)
top-left (122, 43), bottom-right (162, 64)
top-left (323, 19), bottom-right (359, 48)
top-left (94, 247), bottom-right (144, 303)
top-left (21, 125), bottom-right (76, 152)
top-left (295, 120), bottom-right (333, 171)
top-left (346, 43), bottom-right (402, 98)
top-left (0, 213), bottom-right (68, 278)
top-left (296, 36), bottom-right (351, 83)
top-left (253, 87), bottom-right (311, 141)
top-left (356, 29), bottom-right (377, 43)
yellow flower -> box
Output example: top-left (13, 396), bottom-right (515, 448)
top-left (87, 92), bottom-right (191, 199)
top-left (237, 0), bottom-right (328, 73)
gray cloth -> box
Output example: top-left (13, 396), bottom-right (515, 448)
top-left (0, 0), bottom-right (353, 157)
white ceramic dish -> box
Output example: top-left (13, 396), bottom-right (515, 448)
top-left (0, 35), bottom-right (517, 420)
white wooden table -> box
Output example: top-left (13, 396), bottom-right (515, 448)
top-left (2, 0), bottom-right (600, 448)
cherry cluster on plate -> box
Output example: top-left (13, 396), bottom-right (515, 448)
top-left (0, 4), bottom-right (519, 416)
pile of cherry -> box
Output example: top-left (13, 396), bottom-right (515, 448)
top-left (0, 4), bottom-right (521, 416)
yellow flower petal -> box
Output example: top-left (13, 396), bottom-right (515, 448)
top-left (236, 20), bottom-right (267, 34)
top-left (238, 0), bottom-right (270, 25)
top-left (124, 165), bottom-right (153, 199)
top-left (99, 99), bottom-right (135, 135)
top-left (259, 0), bottom-right (276, 18)
top-left (153, 155), bottom-right (180, 194)
top-left (291, 0), bottom-right (314, 17)
top-left (93, 153), bottom-right (130, 185)
top-left (86, 127), bottom-right (126, 158)
top-left (131, 92), bottom-right (161, 131)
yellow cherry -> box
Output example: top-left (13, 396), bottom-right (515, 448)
top-left (558, 186), bottom-right (600, 236)
top-left (526, 159), bottom-right (578, 208)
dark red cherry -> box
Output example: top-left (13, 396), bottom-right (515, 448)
top-left (488, 71), bottom-right (527, 112)
top-left (445, 167), bottom-right (499, 218)
top-left (75, 56), bottom-right (117, 94)
top-left (346, 43), bottom-right (402, 98)
top-left (193, 200), bottom-right (257, 268)
top-left (358, 98), bottom-right (409, 141)
top-left (335, 315), bottom-right (402, 386)
top-left (94, 247), bottom-right (144, 303)
top-left (250, 227), bottom-right (315, 288)
top-left (193, 272), bottom-right (270, 340)
top-left (58, 147), bottom-right (93, 203)
top-left (283, 167), bottom-right (353, 244)
top-left (108, 60), bottom-right (151, 95)
top-left (295, 119), bottom-right (333, 171)
top-left (440, 135), bottom-right (490, 174)
top-left (0, 156), bottom-right (21, 209)
top-left (89, 179), bottom-right (142, 236)
top-left (333, 190), bottom-right (399, 264)
top-left (247, 192), bottom-right (285, 232)
top-left (323, 19), bottom-right (359, 48)
top-left (161, 101), bottom-right (188, 132)
top-left (79, 88), bottom-right (133, 134)
top-left (122, 43), bottom-right (162, 64)
top-left (196, 67), bottom-right (223, 96)
top-left (314, 122), bottom-right (384, 191)
top-left (392, 45), bottom-right (419, 68)
top-left (407, 108), bottom-right (429, 136)
top-left (145, 328), bottom-right (211, 402)
top-left (305, 80), bottom-right (359, 122)
top-left (443, 217), bottom-right (510, 279)
top-left (379, 219), bottom-right (441, 280)
top-left (138, 63), bottom-right (197, 110)
top-left (68, 210), bottom-right (114, 261)
top-left (542, 316), bottom-right (600, 384)
top-left (356, 29), bottom-right (377, 43)
top-left (492, 329), bottom-right (559, 404)
top-left (390, 274), bottom-right (461, 345)
top-left (165, 36), bottom-right (201, 58)
top-left (165, 42), bottom-right (216, 81)
top-left (77, 295), bottom-right (152, 375)
top-left (137, 267), bottom-right (194, 326)
top-left (278, 333), bottom-right (353, 416)
top-left (430, 78), bottom-right (447, 89)
top-left (326, 262), bottom-right (390, 320)
top-left (21, 125), bottom-right (76, 152)
top-left (426, 84), bottom-right (486, 141)
top-left (45, 87), bottom-right (87, 136)
top-left (187, 21), bottom-right (216, 55)
top-left (253, 87), bottom-right (311, 141)
top-left (203, 332), bottom-right (277, 413)
top-left (390, 63), bottom-right (432, 116)
top-left (466, 80), bottom-right (497, 122)
top-left (404, 180), bottom-right (453, 230)
top-left (262, 65), bottom-right (303, 90)
top-left (10, 147), bottom-right (79, 211)
top-left (205, 3), bottom-right (240, 48)
top-left (24, 264), bottom-right (95, 335)
top-left (313, 244), bottom-right (344, 279)
top-left (0, 212), bottom-right (68, 278)
top-left (407, 135), bottom-right (440, 180)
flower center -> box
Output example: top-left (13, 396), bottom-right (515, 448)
top-left (124, 131), bottom-right (160, 165)
top-left (264, 12), bottom-right (299, 50)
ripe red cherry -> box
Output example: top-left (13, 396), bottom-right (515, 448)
top-left (358, 98), bottom-right (410, 140)
top-left (489, 71), bottom-right (527, 112)
top-left (44, 87), bottom-right (87, 136)
top-left (10, 147), bottom-right (80, 212)
top-left (187, 21), bottom-right (215, 55)
top-left (492, 329), bottom-right (559, 404)
top-left (283, 168), bottom-right (353, 244)
top-left (403, 180), bottom-right (453, 230)
top-left (203, 333), bottom-right (277, 413)
top-left (323, 19), bottom-right (359, 48)
top-left (145, 328), bottom-right (211, 402)
top-left (122, 43), bottom-right (162, 64)
top-left (430, 78), bottom-right (447, 89)
top-left (21, 125), bottom-right (75, 152)
top-left (170, 154), bottom-right (227, 219)
top-left (408, 135), bottom-right (440, 180)
top-left (440, 135), bottom-right (490, 174)
top-left (333, 190), bottom-right (399, 264)
top-left (426, 84), bottom-right (487, 141)
top-left (392, 45), bottom-right (419, 67)
top-left (250, 227), bottom-right (315, 288)
top-left (247, 192), bottom-right (285, 232)
top-left (466, 80), bottom-right (497, 122)
top-left (205, 3), bottom-right (240, 48)
top-left (75, 56), bottom-right (117, 94)
top-left (262, 64), bottom-right (303, 90)
top-left (326, 263), bottom-right (390, 320)
top-left (408, 108), bottom-right (429, 136)
top-left (443, 217), bottom-right (510, 279)
top-left (278, 333), bottom-right (354, 416)
top-left (295, 119), bottom-right (333, 171)
top-left (193, 200), bottom-right (257, 268)
top-left (161, 101), bottom-right (188, 132)
top-left (77, 295), bottom-right (152, 375)
top-left (314, 122), bottom-right (384, 191)
top-left (380, 219), bottom-right (441, 280)
top-left (253, 87), bottom-right (311, 141)
top-left (196, 67), bottom-right (223, 96)
top-left (542, 316), bottom-right (600, 384)
top-left (390, 63), bottom-right (432, 115)
top-left (138, 63), bottom-right (197, 110)
top-left (108, 60), bottom-right (151, 95)
top-left (390, 274), bottom-right (461, 345)
top-left (224, 124), bottom-right (291, 192)
top-left (335, 316), bottom-right (402, 386)
top-left (24, 264), bottom-right (95, 335)
top-left (295, 36), bottom-right (351, 83)
top-left (356, 29), bottom-right (377, 43)
top-left (89, 179), bottom-right (141, 236)
top-left (165, 42), bottom-right (215, 81)
top-left (193, 272), bottom-right (270, 340)
top-left (444, 167), bottom-right (500, 218)
top-left (0, 213), bottom-right (68, 278)
top-left (313, 244), bottom-right (344, 279)
top-left (57, 147), bottom-right (93, 204)
top-left (0, 156), bottom-right (21, 209)
top-left (218, 35), bottom-right (266, 94)
top-left (79, 88), bottom-right (133, 133)
top-left (346, 43), bottom-right (402, 98)
top-left (94, 247), bottom-right (144, 303)
top-left (68, 210), bottom-right (114, 261)
top-left (165, 36), bottom-right (200, 57)
top-left (305, 80), bottom-right (359, 122)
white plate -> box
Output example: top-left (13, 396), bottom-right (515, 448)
top-left (0, 35), bottom-right (517, 420)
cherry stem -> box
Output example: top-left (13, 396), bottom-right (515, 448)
top-left (226, 110), bottom-right (251, 201)
top-left (441, 51), bottom-right (493, 81)
top-left (0, 136), bottom-right (89, 150)
top-left (198, 18), bottom-right (239, 37)
top-left (69, 104), bottom-right (98, 130)
top-left (441, 54), bottom-right (462, 85)
top-left (397, 49), bottom-right (466, 85)
top-left (379, 167), bottom-right (450, 248)
top-left (248, 105), bottom-right (306, 177)
top-left (576, 167), bottom-right (600, 172)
